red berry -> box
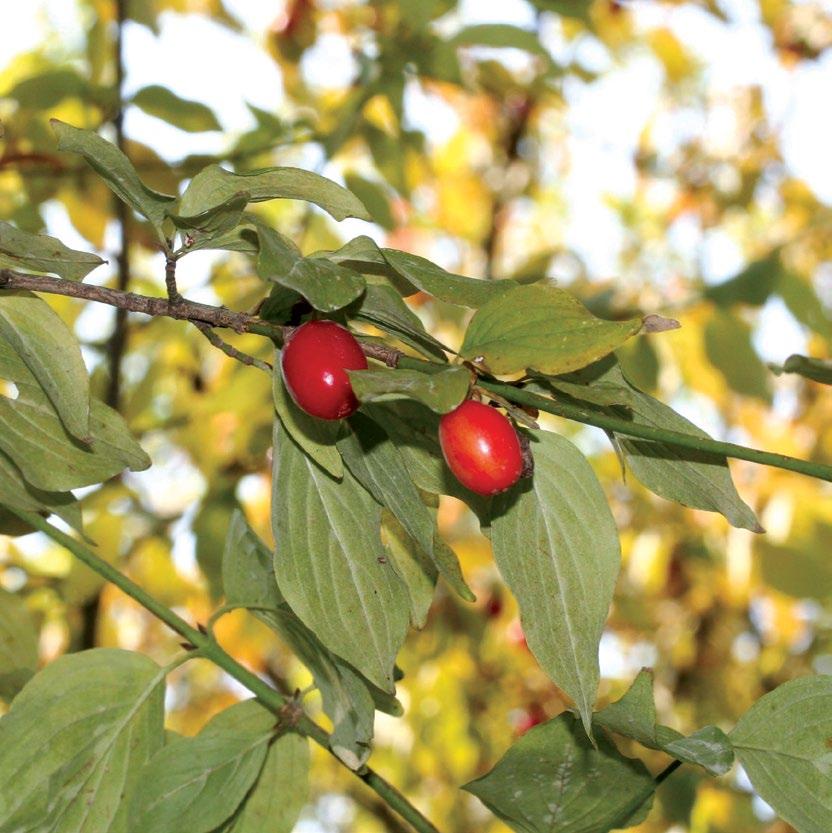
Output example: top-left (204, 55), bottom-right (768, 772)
top-left (439, 400), bottom-right (524, 496)
top-left (280, 320), bottom-right (367, 420)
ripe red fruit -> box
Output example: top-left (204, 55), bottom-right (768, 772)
top-left (439, 400), bottom-right (523, 496)
top-left (280, 320), bottom-right (367, 420)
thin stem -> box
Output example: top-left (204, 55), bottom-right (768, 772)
top-left (9, 508), bottom-right (441, 833)
top-left (654, 759), bottom-right (682, 785)
top-left (193, 322), bottom-right (273, 372)
top-left (3, 266), bottom-right (832, 484)
top-left (165, 254), bottom-right (182, 303)
top-left (473, 376), bottom-right (832, 484)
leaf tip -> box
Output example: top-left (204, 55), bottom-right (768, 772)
top-left (641, 314), bottom-right (681, 334)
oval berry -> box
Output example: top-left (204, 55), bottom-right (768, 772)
top-left (439, 400), bottom-right (523, 496)
top-left (280, 320), bottom-right (367, 420)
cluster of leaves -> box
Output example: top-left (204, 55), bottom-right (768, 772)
top-left (1, 121), bottom-right (831, 833)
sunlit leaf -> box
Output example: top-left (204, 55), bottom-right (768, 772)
top-left (461, 284), bottom-right (643, 375)
top-left (450, 23), bottom-right (550, 58)
top-left (343, 173), bottom-right (395, 230)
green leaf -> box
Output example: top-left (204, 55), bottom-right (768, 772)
top-left (226, 731), bottom-right (309, 833)
top-left (272, 421), bottom-right (410, 692)
top-left (132, 85), bottom-right (222, 133)
top-left (771, 354), bottom-right (832, 385)
top-left (564, 357), bottom-right (761, 531)
top-left (179, 163), bottom-right (371, 221)
top-left (661, 726), bottom-right (734, 777)
top-left (364, 400), bottom-right (491, 527)
top-left (461, 284), bottom-right (643, 375)
top-left (349, 366), bottom-right (469, 414)
top-left (381, 510), bottom-right (437, 629)
top-left (705, 251), bottom-right (781, 307)
top-left (222, 511), bottom-right (399, 769)
top-left (337, 413), bottom-right (466, 605)
top-left (704, 309), bottom-right (771, 402)
top-left (730, 675), bottom-right (832, 833)
top-left (463, 713), bottom-right (654, 833)
top-left (256, 224), bottom-right (366, 312)
top-left (382, 248), bottom-right (513, 308)
top-left (0, 448), bottom-right (82, 535)
top-left (343, 173), bottom-right (395, 229)
top-left (608, 365), bottom-right (762, 532)
top-left (777, 270), bottom-right (832, 340)
top-left (595, 668), bottom-right (659, 747)
top-left (490, 431), bottom-right (621, 736)
top-left (52, 120), bottom-right (175, 235)
top-left (130, 714), bottom-right (272, 833)
top-left (450, 23), bottom-right (550, 57)
top-left (596, 670), bottom-right (735, 776)
top-left (8, 68), bottom-right (91, 109)
top-left (169, 193), bottom-right (248, 252)
top-left (0, 649), bottom-right (165, 833)
top-left (0, 589), bottom-right (38, 701)
top-left (0, 219), bottom-right (104, 281)
top-left (0, 333), bottom-right (150, 491)
top-left (322, 236), bottom-right (418, 297)
top-left (273, 368), bottom-right (343, 479)
top-left (0, 290), bottom-right (90, 439)
top-left (351, 283), bottom-right (448, 362)
top-left (527, 0), bottom-right (592, 21)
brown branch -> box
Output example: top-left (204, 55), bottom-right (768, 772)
top-left (0, 268), bottom-right (406, 368)
top-left (0, 268), bottom-right (289, 338)
top-left (165, 253), bottom-right (182, 303)
top-left (193, 322), bottom-right (273, 372)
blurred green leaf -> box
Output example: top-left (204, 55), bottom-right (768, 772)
top-left (132, 85), bottom-right (222, 132)
top-left (491, 431), bottom-right (620, 736)
top-left (704, 309), bottom-right (771, 402)
top-left (771, 353), bottom-right (832, 384)
top-left (8, 68), bottom-right (91, 109)
top-left (0, 220), bottom-right (104, 281)
top-left (450, 23), bottom-right (549, 58)
top-left (343, 173), bottom-right (395, 230)
top-left (705, 251), bottom-right (781, 307)
top-left (0, 589), bottom-right (38, 701)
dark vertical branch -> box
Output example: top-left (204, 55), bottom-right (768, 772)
top-left (81, 0), bottom-right (128, 650)
top-left (105, 0), bottom-right (130, 410)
